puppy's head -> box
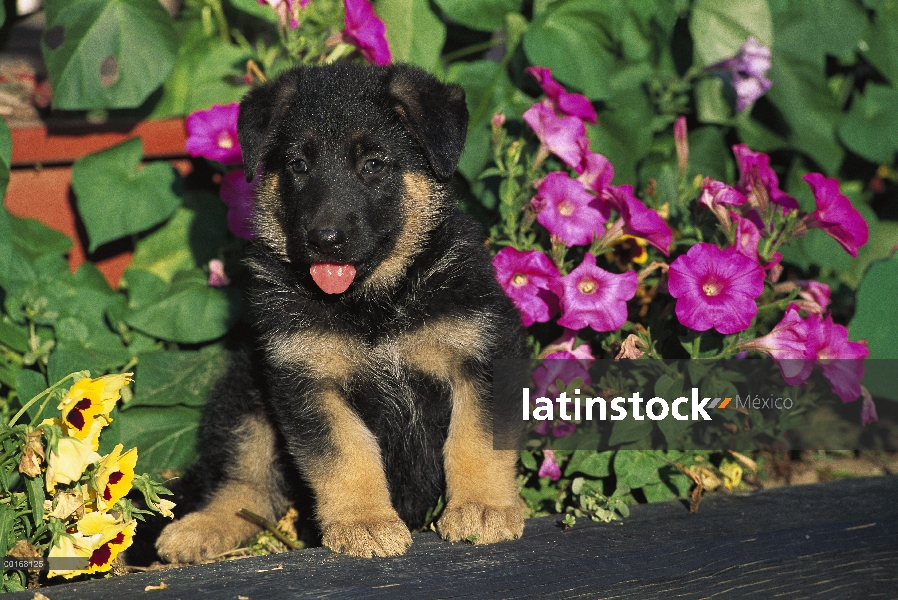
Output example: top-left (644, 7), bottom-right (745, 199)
top-left (237, 63), bottom-right (468, 295)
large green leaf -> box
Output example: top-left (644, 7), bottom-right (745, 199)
top-left (376, 0), bottom-right (446, 74)
top-left (115, 405), bottom-right (201, 475)
top-left (129, 191), bottom-right (228, 283)
top-left (0, 118), bottom-right (10, 202)
top-left (523, 0), bottom-right (615, 100)
top-left (690, 0), bottom-right (773, 67)
top-left (433, 0), bottom-right (522, 32)
top-left (130, 346), bottom-right (230, 409)
top-left (838, 84), bottom-right (898, 163)
top-left (71, 137), bottom-right (182, 252)
top-left (41, 0), bottom-right (178, 110)
top-left (863, 0), bottom-right (898, 85)
top-left (851, 254), bottom-right (898, 360)
top-left (123, 271), bottom-right (242, 343)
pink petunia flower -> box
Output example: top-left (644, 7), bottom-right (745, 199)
top-left (577, 149), bottom-right (614, 194)
top-left (737, 304), bottom-right (813, 384)
top-left (207, 259), bottom-right (231, 287)
top-left (533, 330), bottom-right (594, 400)
top-left (806, 313), bottom-right (869, 403)
top-left (538, 449), bottom-right (561, 480)
top-left (342, 0), bottom-right (391, 66)
top-left (550, 253), bottom-right (638, 332)
top-left (861, 387), bottom-right (878, 426)
top-left (732, 144), bottom-right (798, 211)
top-left (185, 103), bottom-right (243, 165)
top-left (801, 173), bottom-right (869, 258)
top-left (523, 102), bottom-right (588, 173)
top-left (797, 280), bottom-right (831, 314)
top-left (533, 172), bottom-right (608, 247)
top-left (708, 37), bottom-right (773, 112)
top-left (220, 170), bottom-right (257, 240)
top-left (601, 185), bottom-right (672, 256)
top-left (492, 247), bottom-right (561, 327)
top-left (257, 0), bottom-right (309, 29)
top-left (667, 243), bottom-right (765, 334)
top-left (526, 66), bottom-right (597, 123)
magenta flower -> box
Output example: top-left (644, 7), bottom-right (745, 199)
top-left (732, 213), bottom-right (762, 264)
top-left (737, 305), bottom-right (813, 384)
top-left (492, 247), bottom-right (561, 326)
top-left (257, 0), bottom-right (308, 29)
top-left (342, 0), bottom-right (391, 66)
top-left (732, 144), bottom-right (798, 211)
top-left (796, 280), bottom-right (831, 314)
top-left (550, 253), bottom-right (638, 332)
top-left (801, 173), bottom-right (869, 258)
top-left (601, 185), bottom-right (672, 256)
top-left (207, 259), bottom-right (231, 287)
top-left (861, 388), bottom-right (878, 426)
top-left (526, 66), bottom-right (597, 124)
top-left (533, 330), bottom-right (594, 400)
top-left (708, 37), bottom-right (773, 112)
top-left (533, 172), bottom-right (607, 247)
top-left (806, 313), bottom-right (869, 403)
top-left (523, 102), bottom-right (587, 172)
top-left (577, 150), bottom-right (614, 194)
top-left (700, 178), bottom-right (747, 209)
top-left (220, 170), bottom-right (257, 240)
top-left (538, 449), bottom-right (561, 481)
top-left (185, 103), bottom-right (243, 165)
top-left (667, 243), bottom-right (765, 334)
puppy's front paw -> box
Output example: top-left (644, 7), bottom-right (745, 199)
top-left (437, 502), bottom-right (524, 545)
top-left (156, 511), bottom-right (256, 563)
top-left (321, 517), bottom-right (412, 558)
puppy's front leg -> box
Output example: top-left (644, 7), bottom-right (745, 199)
top-left (302, 386), bottom-right (412, 557)
top-left (436, 372), bottom-right (524, 544)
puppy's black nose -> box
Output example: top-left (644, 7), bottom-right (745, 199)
top-left (308, 228), bottom-right (346, 253)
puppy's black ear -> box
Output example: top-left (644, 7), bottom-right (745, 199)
top-left (388, 65), bottom-right (469, 182)
top-left (237, 78), bottom-right (284, 182)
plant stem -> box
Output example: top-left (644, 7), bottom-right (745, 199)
top-left (7, 372), bottom-right (81, 428)
top-left (238, 509), bottom-right (303, 550)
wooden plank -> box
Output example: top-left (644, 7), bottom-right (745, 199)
top-left (10, 476), bottom-right (897, 599)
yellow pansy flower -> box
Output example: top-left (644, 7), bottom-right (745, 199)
top-left (47, 513), bottom-right (137, 578)
top-left (57, 374), bottom-right (132, 450)
top-left (91, 444), bottom-right (138, 512)
top-left (45, 437), bottom-right (101, 494)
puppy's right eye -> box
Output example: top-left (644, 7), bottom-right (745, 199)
top-left (289, 159), bottom-right (309, 174)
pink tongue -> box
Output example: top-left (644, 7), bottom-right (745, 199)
top-left (310, 263), bottom-right (356, 294)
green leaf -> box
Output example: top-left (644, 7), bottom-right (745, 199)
top-left (14, 370), bottom-right (48, 423)
top-left (9, 216), bottom-right (73, 261)
top-left (129, 192), bottom-right (228, 282)
top-left (851, 253), bottom-right (898, 361)
top-left (71, 137), bottom-right (182, 252)
top-left (0, 118), bottom-right (10, 201)
top-left (123, 271), bottom-right (242, 343)
top-left (838, 84), bottom-right (898, 163)
top-left (41, 0), bottom-right (178, 110)
top-left (863, 0), bottom-right (898, 85)
top-left (588, 88), bottom-right (655, 185)
top-left (563, 450), bottom-right (612, 478)
top-left (23, 475), bottom-right (45, 525)
top-left (690, 0), bottom-right (773, 66)
top-left (433, 0), bottom-right (522, 31)
top-left (376, 0), bottom-right (446, 74)
top-left (613, 450), bottom-right (661, 489)
top-left (115, 405), bottom-right (201, 475)
top-left (523, 0), bottom-right (614, 100)
top-left (130, 346), bottom-right (230, 409)
top-left (152, 27), bottom-right (251, 118)
top-left (0, 206), bottom-right (12, 288)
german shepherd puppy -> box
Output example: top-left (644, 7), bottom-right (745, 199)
top-left (155, 63), bottom-right (528, 561)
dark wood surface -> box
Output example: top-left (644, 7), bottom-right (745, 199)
top-left (11, 476), bottom-right (898, 599)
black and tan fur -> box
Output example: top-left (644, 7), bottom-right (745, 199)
top-left (155, 63), bottom-right (528, 560)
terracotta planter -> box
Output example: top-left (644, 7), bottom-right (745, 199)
top-left (5, 117), bottom-right (192, 287)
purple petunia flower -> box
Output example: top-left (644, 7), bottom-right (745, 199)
top-left (737, 304), bottom-right (814, 384)
top-left (708, 37), bottom-right (773, 112)
top-left (807, 313), bottom-right (869, 403)
top-left (207, 259), bottom-right (231, 287)
top-left (601, 185), bottom-right (672, 256)
top-left (492, 247), bottom-right (561, 326)
top-left (538, 449), bottom-right (561, 480)
top-left (796, 280), bottom-right (831, 314)
top-left (577, 150), bottom-right (614, 194)
top-left (220, 170), bottom-right (257, 240)
top-left (861, 388), bottom-right (878, 426)
top-left (550, 253), bottom-right (638, 332)
top-left (732, 144), bottom-right (798, 211)
top-left (526, 66), bottom-right (597, 124)
top-left (343, 0), bottom-right (391, 66)
top-left (532, 172), bottom-right (607, 247)
top-left (667, 243), bottom-right (765, 334)
top-left (257, 0), bottom-right (309, 29)
top-left (532, 330), bottom-right (594, 400)
top-left (523, 103), bottom-right (588, 173)
top-left (801, 173), bottom-right (869, 258)
top-left (185, 103), bottom-right (243, 165)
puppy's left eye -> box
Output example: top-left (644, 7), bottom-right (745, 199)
top-left (362, 158), bottom-right (385, 174)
